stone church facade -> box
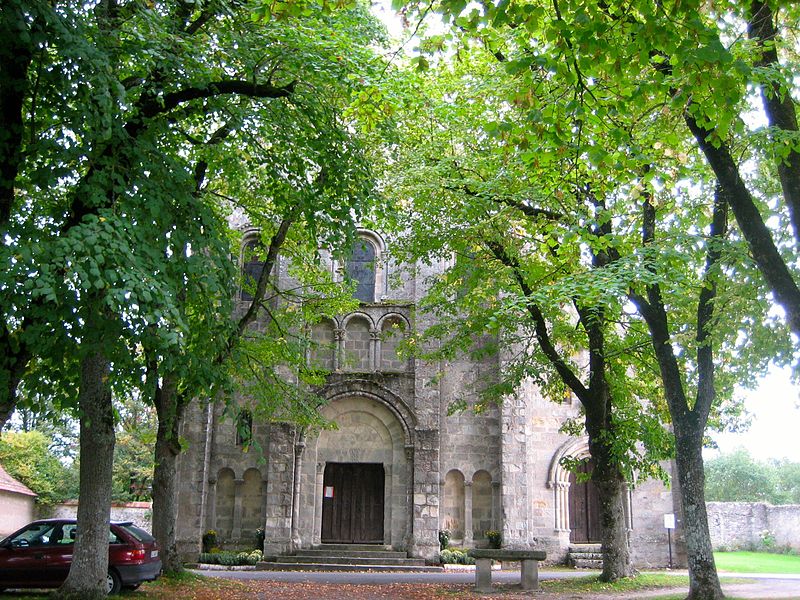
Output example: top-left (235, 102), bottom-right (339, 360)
top-left (174, 228), bottom-right (681, 567)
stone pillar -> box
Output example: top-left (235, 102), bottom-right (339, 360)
top-left (263, 423), bottom-right (295, 556)
top-left (384, 463), bottom-right (393, 545)
top-left (409, 428), bottom-right (440, 561)
top-left (333, 329), bottom-right (344, 371)
top-left (475, 558), bottom-right (493, 593)
top-left (555, 481), bottom-right (570, 532)
top-left (232, 478), bottom-right (244, 541)
top-left (290, 435), bottom-right (306, 551)
top-left (404, 444), bottom-right (415, 550)
top-left (313, 462), bottom-right (324, 545)
top-left (521, 559), bottom-right (539, 590)
top-left (491, 481), bottom-right (501, 533)
top-left (369, 329), bottom-right (380, 371)
top-left (205, 478), bottom-right (217, 534)
top-left (464, 481), bottom-right (474, 546)
top-left (499, 391), bottom-right (532, 548)
top-left (197, 401), bottom-right (215, 543)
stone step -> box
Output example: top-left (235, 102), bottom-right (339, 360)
top-left (571, 558), bottom-right (603, 569)
top-left (296, 549), bottom-right (408, 559)
top-left (257, 561), bottom-right (442, 573)
top-left (569, 552), bottom-right (603, 560)
top-left (568, 544), bottom-right (602, 553)
top-left (313, 543), bottom-right (391, 552)
top-left (276, 555), bottom-right (427, 566)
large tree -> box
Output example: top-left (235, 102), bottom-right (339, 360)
top-left (1, 0), bottom-right (388, 595)
top-left (384, 50), bottom-right (672, 582)
top-left (389, 2), bottom-right (797, 597)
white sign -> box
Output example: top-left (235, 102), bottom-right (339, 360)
top-left (324, 486), bottom-right (334, 499)
top-left (664, 513), bottom-right (676, 529)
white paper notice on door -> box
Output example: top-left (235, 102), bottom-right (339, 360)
top-left (324, 486), bottom-right (334, 498)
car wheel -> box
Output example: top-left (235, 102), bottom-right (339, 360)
top-left (107, 569), bottom-right (122, 595)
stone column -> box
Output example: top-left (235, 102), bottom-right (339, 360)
top-left (290, 434), bottom-right (306, 551)
top-left (313, 462), bottom-right (324, 545)
top-left (205, 478), bottom-right (217, 534)
top-left (555, 481), bottom-right (570, 531)
top-left (333, 329), bottom-right (344, 371)
top-left (232, 478), bottom-right (244, 541)
top-left (369, 329), bottom-right (380, 371)
top-left (464, 481), bottom-right (474, 546)
top-left (491, 481), bottom-right (501, 533)
top-left (198, 401), bottom-right (215, 544)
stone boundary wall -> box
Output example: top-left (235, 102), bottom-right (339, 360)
top-left (706, 501), bottom-right (800, 551)
top-left (41, 501), bottom-right (153, 533)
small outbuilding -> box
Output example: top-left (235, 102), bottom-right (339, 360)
top-left (0, 464), bottom-right (37, 538)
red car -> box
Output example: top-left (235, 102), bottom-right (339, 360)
top-left (0, 518), bottom-right (162, 595)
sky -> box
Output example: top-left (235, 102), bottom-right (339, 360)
top-left (706, 365), bottom-right (800, 462)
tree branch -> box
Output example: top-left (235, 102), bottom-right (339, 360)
top-left (684, 108), bottom-right (800, 338)
top-left (484, 239), bottom-right (590, 402)
top-left (747, 0), bottom-right (800, 245)
top-left (694, 184), bottom-right (728, 422)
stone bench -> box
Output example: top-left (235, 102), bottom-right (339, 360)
top-left (467, 549), bottom-right (547, 593)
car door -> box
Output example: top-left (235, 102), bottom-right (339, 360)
top-left (46, 522), bottom-right (77, 583)
top-left (0, 522), bottom-right (62, 587)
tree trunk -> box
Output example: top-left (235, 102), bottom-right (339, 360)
top-left (673, 423), bottom-right (724, 600)
top-left (151, 374), bottom-right (186, 574)
top-left (585, 397), bottom-right (634, 582)
top-left (592, 456), bottom-right (632, 581)
top-left (55, 350), bottom-right (116, 600)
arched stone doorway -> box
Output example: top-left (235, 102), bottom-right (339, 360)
top-left (568, 460), bottom-right (602, 543)
top-left (548, 437), bottom-right (628, 545)
top-left (297, 387), bottom-right (415, 549)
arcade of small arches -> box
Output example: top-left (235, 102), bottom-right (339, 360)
top-left (208, 467), bottom-right (267, 546)
top-left (309, 312), bottom-right (410, 373)
top-left (441, 469), bottom-right (498, 545)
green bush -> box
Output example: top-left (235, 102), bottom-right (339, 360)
top-left (439, 548), bottom-right (475, 565)
top-left (198, 549), bottom-right (263, 566)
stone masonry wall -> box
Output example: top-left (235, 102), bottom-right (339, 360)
top-left (707, 502), bottom-right (800, 552)
top-left (48, 501), bottom-right (153, 532)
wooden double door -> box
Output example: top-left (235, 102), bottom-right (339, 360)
top-left (321, 463), bottom-right (385, 544)
top-left (568, 460), bottom-right (602, 543)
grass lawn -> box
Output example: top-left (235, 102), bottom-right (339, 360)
top-left (541, 573), bottom-right (690, 593)
top-left (714, 551), bottom-right (800, 574)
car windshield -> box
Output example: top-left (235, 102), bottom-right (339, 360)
top-left (118, 524), bottom-right (154, 543)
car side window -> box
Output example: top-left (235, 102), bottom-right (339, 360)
top-left (109, 529), bottom-right (123, 544)
top-left (60, 524), bottom-right (77, 544)
top-left (10, 523), bottom-right (58, 547)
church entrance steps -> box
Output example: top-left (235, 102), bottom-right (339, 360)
top-left (255, 562), bottom-right (443, 572)
top-left (257, 543), bottom-right (442, 572)
top-left (296, 549), bottom-right (409, 559)
top-left (567, 544), bottom-right (603, 569)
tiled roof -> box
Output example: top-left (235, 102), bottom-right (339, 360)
top-left (0, 464), bottom-right (37, 497)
